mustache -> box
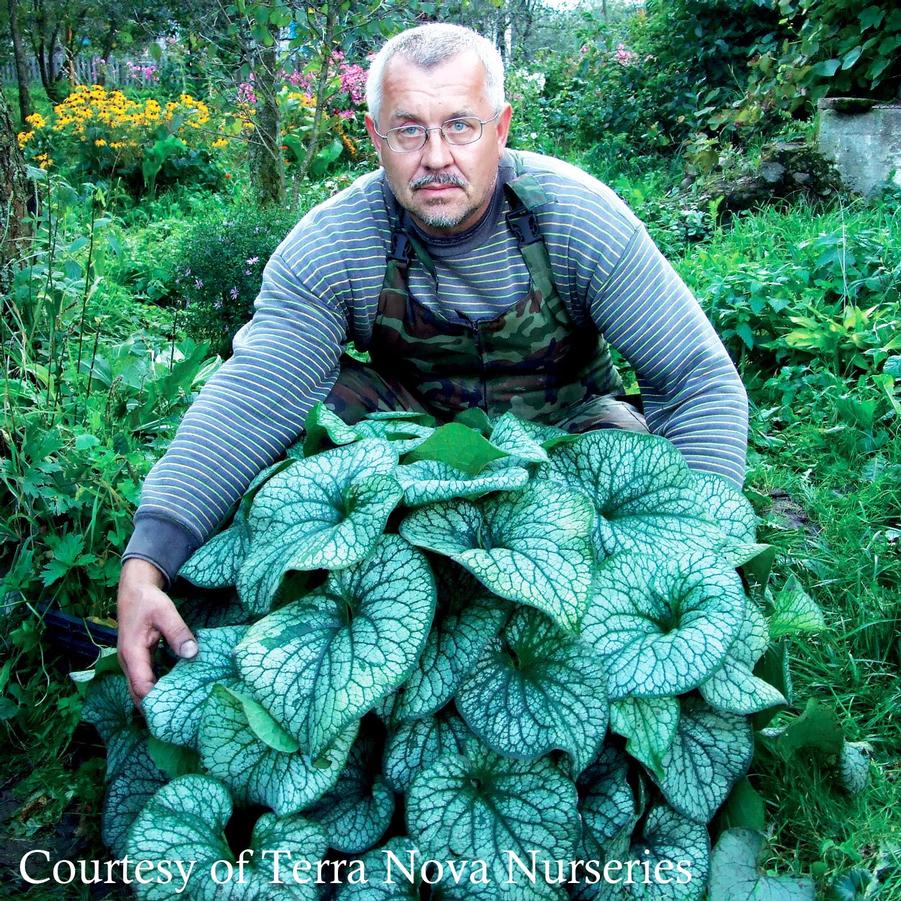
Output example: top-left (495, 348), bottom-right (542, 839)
top-left (410, 173), bottom-right (467, 191)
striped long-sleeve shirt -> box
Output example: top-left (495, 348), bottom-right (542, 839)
top-left (123, 149), bottom-right (748, 583)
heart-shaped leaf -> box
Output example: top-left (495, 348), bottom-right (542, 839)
top-left (406, 739), bottom-right (579, 900)
top-left (102, 738), bottom-right (168, 860)
top-left (708, 828), bottom-right (815, 900)
top-left (392, 560), bottom-right (507, 722)
top-left (199, 683), bottom-right (357, 815)
top-left (457, 606), bottom-right (608, 772)
top-left (237, 439), bottom-right (402, 614)
top-left (656, 699), bottom-right (754, 824)
top-left (583, 551), bottom-right (746, 699)
top-left (692, 472), bottom-right (758, 544)
top-left (82, 673), bottom-right (147, 776)
top-left (235, 535), bottom-right (436, 756)
top-left (142, 626), bottom-right (246, 750)
top-left (539, 430), bottom-right (726, 557)
top-left (178, 460), bottom-right (293, 589)
top-left (400, 481), bottom-right (595, 632)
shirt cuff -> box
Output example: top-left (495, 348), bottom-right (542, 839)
top-left (122, 514), bottom-right (201, 588)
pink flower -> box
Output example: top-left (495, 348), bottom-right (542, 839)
top-left (238, 81), bottom-right (258, 105)
top-left (338, 109), bottom-right (355, 119)
top-left (229, 286), bottom-right (240, 300)
top-left (246, 256), bottom-right (259, 266)
top-left (614, 43), bottom-right (638, 66)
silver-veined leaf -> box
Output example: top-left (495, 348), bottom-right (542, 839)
top-left (336, 837), bottom-right (422, 900)
top-left (692, 472), bottom-right (757, 544)
top-left (406, 739), bottom-right (579, 900)
top-left (82, 673), bottom-right (146, 776)
top-left (178, 519), bottom-right (249, 589)
top-left (306, 730), bottom-right (395, 853)
top-left (400, 481), bottom-right (594, 632)
top-left (488, 412), bottom-right (550, 463)
top-left (583, 551), bottom-right (745, 699)
top-left (392, 561), bottom-right (507, 721)
top-left (125, 774), bottom-right (327, 900)
top-left (235, 535), bottom-right (436, 757)
top-left (538, 430), bottom-right (725, 558)
top-left (102, 739), bottom-right (167, 860)
top-left (178, 458), bottom-right (294, 589)
top-left (237, 439), bottom-right (402, 614)
top-left (700, 602), bottom-right (786, 714)
top-left (142, 626), bottom-right (246, 750)
top-left (383, 707), bottom-right (470, 793)
top-left (709, 828), bottom-right (815, 900)
top-left (577, 745), bottom-right (636, 854)
top-left (395, 459), bottom-right (529, 507)
top-left (198, 683), bottom-right (357, 815)
top-left (457, 606), bottom-right (608, 772)
top-left (656, 698), bottom-right (754, 824)
top-left (610, 696), bottom-right (680, 780)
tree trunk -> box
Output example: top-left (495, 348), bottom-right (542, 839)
top-left (7, 0), bottom-right (33, 123)
top-left (0, 90), bottom-right (32, 292)
top-left (249, 27), bottom-right (285, 207)
top-left (296, 0), bottom-right (337, 184)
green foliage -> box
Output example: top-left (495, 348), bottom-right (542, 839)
top-left (171, 174), bottom-right (363, 357)
top-left (768, 0), bottom-right (901, 104)
top-left (171, 201), bottom-right (300, 355)
top-left (0, 174), bottom-right (218, 749)
top-left (78, 409), bottom-right (838, 896)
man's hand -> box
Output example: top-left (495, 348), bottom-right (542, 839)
top-left (117, 558), bottom-right (198, 708)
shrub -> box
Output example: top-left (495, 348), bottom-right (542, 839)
top-left (173, 203), bottom-right (303, 357)
top-left (81, 408), bottom-right (830, 898)
top-left (16, 84), bottom-right (229, 194)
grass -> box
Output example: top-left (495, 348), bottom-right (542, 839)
top-left (670, 189), bottom-right (901, 896)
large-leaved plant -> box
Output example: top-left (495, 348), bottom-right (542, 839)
top-left (81, 406), bottom-right (824, 899)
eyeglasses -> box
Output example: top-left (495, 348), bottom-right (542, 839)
top-left (375, 111), bottom-right (501, 153)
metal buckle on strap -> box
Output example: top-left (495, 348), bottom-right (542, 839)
top-left (505, 208), bottom-right (541, 245)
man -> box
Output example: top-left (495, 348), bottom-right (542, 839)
top-left (117, 23), bottom-right (748, 706)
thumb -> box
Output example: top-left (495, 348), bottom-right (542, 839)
top-left (156, 602), bottom-right (198, 659)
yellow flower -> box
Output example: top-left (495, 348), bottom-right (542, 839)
top-left (17, 130), bottom-right (34, 147)
top-left (25, 112), bottom-right (46, 129)
top-left (211, 137), bottom-right (229, 149)
top-left (95, 138), bottom-right (107, 147)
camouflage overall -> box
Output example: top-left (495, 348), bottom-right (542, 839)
top-left (325, 157), bottom-right (648, 435)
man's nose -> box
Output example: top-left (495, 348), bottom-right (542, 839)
top-left (420, 128), bottom-right (454, 169)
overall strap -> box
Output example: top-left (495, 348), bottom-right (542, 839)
top-left (503, 158), bottom-right (555, 301)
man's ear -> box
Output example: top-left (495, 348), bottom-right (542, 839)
top-left (496, 103), bottom-right (514, 152)
top-left (365, 113), bottom-right (383, 164)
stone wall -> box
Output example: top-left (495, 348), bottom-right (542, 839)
top-left (817, 99), bottom-right (901, 195)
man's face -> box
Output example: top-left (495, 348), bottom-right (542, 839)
top-left (365, 51), bottom-right (513, 236)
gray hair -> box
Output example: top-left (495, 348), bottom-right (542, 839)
top-left (366, 23), bottom-right (505, 127)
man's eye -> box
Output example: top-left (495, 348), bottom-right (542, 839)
top-left (397, 126), bottom-right (423, 138)
top-left (446, 119), bottom-right (475, 133)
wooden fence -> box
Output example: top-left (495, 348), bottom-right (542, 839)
top-left (1, 55), bottom-right (158, 88)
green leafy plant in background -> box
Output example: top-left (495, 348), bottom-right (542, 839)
top-left (77, 405), bottom-right (857, 899)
